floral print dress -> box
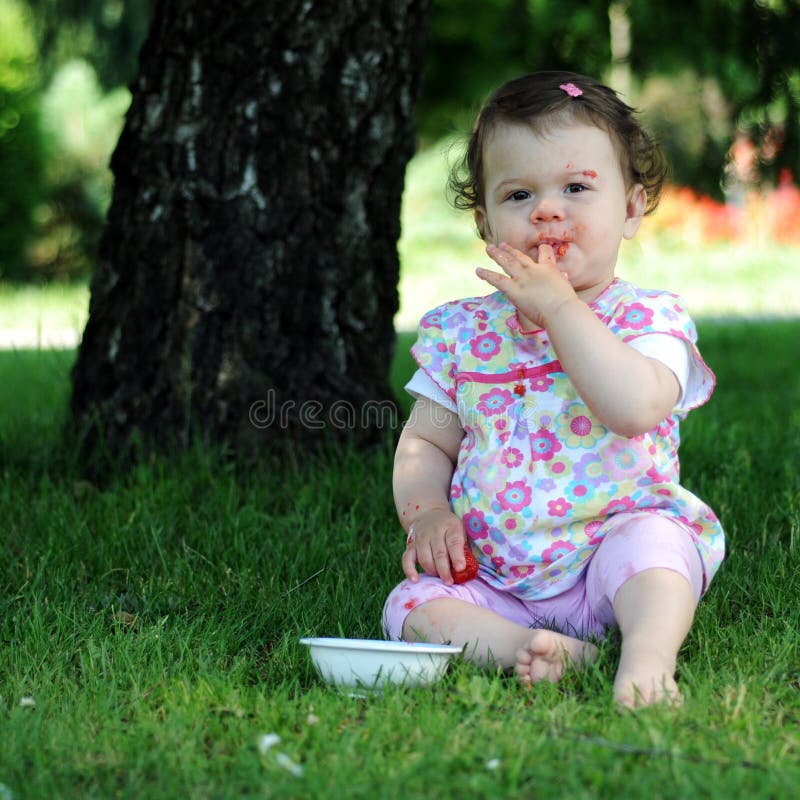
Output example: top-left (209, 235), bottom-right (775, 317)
top-left (412, 279), bottom-right (725, 600)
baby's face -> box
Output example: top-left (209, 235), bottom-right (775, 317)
top-left (475, 121), bottom-right (646, 302)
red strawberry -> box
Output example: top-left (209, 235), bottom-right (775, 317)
top-left (452, 544), bottom-right (479, 584)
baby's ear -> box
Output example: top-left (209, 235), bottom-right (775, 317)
top-left (623, 184), bottom-right (647, 240)
top-left (474, 207), bottom-right (488, 241)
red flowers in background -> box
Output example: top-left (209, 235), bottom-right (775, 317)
top-left (643, 171), bottom-right (800, 245)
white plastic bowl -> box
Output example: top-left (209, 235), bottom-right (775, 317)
top-left (299, 637), bottom-right (463, 691)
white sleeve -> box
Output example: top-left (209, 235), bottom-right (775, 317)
top-left (628, 333), bottom-right (706, 410)
top-left (404, 368), bottom-right (458, 414)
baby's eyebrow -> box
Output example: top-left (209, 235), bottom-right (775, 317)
top-left (562, 169), bottom-right (598, 180)
top-left (494, 178), bottom-right (524, 190)
top-left (492, 168), bottom-right (600, 193)
top-left (490, 179), bottom-right (529, 196)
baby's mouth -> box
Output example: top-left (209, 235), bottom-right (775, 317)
top-left (533, 239), bottom-right (571, 260)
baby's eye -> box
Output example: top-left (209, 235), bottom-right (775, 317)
top-left (506, 190), bottom-right (531, 202)
top-left (565, 183), bottom-right (589, 194)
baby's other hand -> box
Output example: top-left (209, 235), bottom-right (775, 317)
top-left (401, 507), bottom-right (466, 585)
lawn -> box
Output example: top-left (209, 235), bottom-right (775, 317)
top-left (0, 314), bottom-right (798, 798)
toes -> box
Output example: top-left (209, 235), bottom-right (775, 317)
top-left (514, 650), bottom-right (533, 685)
top-left (515, 646), bottom-right (533, 666)
top-left (536, 661), bottom-right (563, 684)
top-left (515, 631), bottom-right (594, 687)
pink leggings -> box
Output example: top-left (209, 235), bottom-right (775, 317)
top-left (382, 513), bottom-right (704, 642)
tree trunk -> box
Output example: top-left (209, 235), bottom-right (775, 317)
top-left (70, 0), bottom-right (429, 461)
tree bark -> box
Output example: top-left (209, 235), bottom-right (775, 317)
top-left (70, 0), bottom-right (428, 461)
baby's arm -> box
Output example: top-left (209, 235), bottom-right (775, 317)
top-left (394, 397), bottom-right (466, 584)
top-left (541, 295), bottom-right (679, 436)
top-left (478, 242), bottom-right (679, 436)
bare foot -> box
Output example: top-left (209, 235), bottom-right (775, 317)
top-left (613, 640), bottom-right (682, 709)
top-left (514, 629), bottom-right (599, 685)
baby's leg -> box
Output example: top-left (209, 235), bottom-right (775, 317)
top-left (612, 567), bottom-right (695, 708)
top-left (404, 598), bottom-right (597, 675)
top-left (383, 574), bottom-right (597, 677)
top-left (587, 514), bottom-right (704, 708)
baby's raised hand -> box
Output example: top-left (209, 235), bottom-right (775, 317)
top-left (477, 242), bottom-right (575, 330)
top-left (401, 507), bottom-right (467, 585)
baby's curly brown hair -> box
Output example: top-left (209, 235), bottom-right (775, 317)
top-left (449, 70), bottom-right (668, 226)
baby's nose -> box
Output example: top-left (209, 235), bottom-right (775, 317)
top-left (531, 198), bottom-right (565, 222)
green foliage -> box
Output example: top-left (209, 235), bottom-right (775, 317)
top-left (0, 0), bottom-right (149, 282)
top-left (24, 0), bottom-right (154, 89)
top-left (29, 59), bottom-right (130, 279)
top-left (419, 0), bottom-right (800, 194)
top-left (627, 0), bottom-right (800, 188)
top-left (0, 3), bottom-right (133, 281)
top-left (636, 70), bottom-right (733, 198)
top-left (418, 0), bottom-right (612, 141)
top-left (0, 0), bottom-right (45, 281)
top-left (0, 318), bottom-right (798, 797)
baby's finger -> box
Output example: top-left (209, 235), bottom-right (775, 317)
top-left (413, 537), bottom-right (438, 578)
top-left (445, 526), bottom-right (466, 571)
top-left (499, 241), bottom-right (539, 268)
top-left (401, 545), bottom-right (419, 582)
top-left (475, 266), bottom-right (507, 288)
top-left (536, 243), bottom-right (556, 265)
top-left (430, 538), bottom-right (455, 585)
top-left (486, 243), bottom-right (522, 275)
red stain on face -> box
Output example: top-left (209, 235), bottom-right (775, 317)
top-left (536, 231), bottom-right (572, 259)
top-left (582, 169), bottom-right (598, 179)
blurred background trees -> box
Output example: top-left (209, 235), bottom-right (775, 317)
top-left (420, 0), bottom-right (800, 197)
top-left (0, 0), bottom-right (45, 281)
top-left (0, 0), bottom-right (150, 281)
top-left (1, 0), bottom-right (799, 283)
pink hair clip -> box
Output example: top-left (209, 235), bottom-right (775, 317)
top-left (559, 83), bottom-right (583, 97)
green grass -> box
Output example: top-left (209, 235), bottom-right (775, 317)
top-left (1, 316), bottom-right (799, 798)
